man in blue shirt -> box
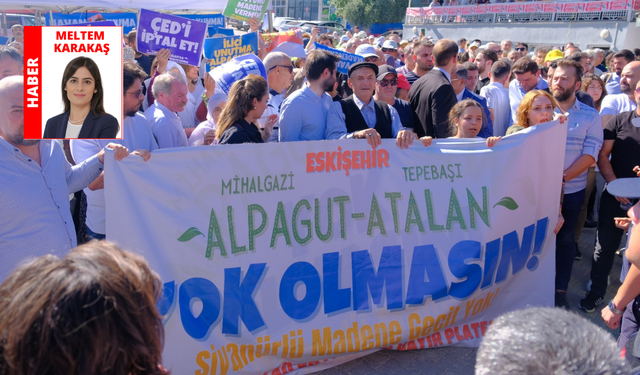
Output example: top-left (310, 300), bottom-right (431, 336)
top-left (0, 76), bottom-right (134, 282)
top-left (509, 57), bottom-right (549, 123)
top-left (279, 50), bottom-right (340, 142)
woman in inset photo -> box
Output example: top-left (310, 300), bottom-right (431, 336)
top-left (44, 56), bottom-right (119, 139)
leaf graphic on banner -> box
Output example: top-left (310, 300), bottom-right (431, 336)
top-left (493, 197), bottom-right (519, 210)
top-left (177, 227), bottom-right (205, 242)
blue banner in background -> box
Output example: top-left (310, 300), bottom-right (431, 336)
top-left (46, 13), bottom-right (137, 34)
top-left (0, 36), bottom-right (8, 45)
top-left (315, 42), bottom-right (364, 74)
top-left (208, 27), bottom-right (235, 37)
top-left (178, 14), bottom-right (225, 28)
top-left (204, 32), bottom-right (258, 67)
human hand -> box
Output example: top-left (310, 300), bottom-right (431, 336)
top-left (204, 129), bottom-right (217, 145)
top-left (486, 136), bottom-right (501, 148)
top-left (555, 212), bottom-right (564, 234)
top-left (556, 114), bottom-right (567, 125)
top-left (356, 129), bottom-right (381, 149)
top-left (131, 149), bottom-right (152, 162)
top-left (601, 305), bottom-right (623, 329)
top-left (419, 136), bottom-right (433, 147)
top-left (97, 143), bottom-right (130, 163)
top-left (156, 49), bottom-right (171, 73)
top-left (248, 17), bottom-right (260, 32)
top-left (615, 195), bottom-right (631, 205)
top-left (614, 217), bottom-right (632, 231)
top-left (204, 72), bottom-right (216, 97)
top-left (634, 165), bottom-right (640, 177)
top-left (395, 129), bottom-right (415, 149)
top-left (311, 26), bottom-right (321, 39)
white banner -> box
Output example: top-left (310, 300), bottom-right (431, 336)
top-left (105, 120), bottom-right (566, 374)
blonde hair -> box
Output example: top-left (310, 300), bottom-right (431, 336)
top-left (515, 90), bottom-right (557, 128)
top-left (215, 75), bottom-right (268, 140)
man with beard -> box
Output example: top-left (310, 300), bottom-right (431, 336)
top-left (474, 48), bottom-right (498, 92)
top-left (600, 61), bottom-right (640, 126)
top-left (326, 62), bottom-right (414, 149)
top-left (603, 49), bottom-right (635, 95)
top-left (279, 50), bottom-right (340, 142)
top-left (405, 39), bottom-right (434, 86)
top-left (70, 62), bottom-right (156, 240)
top-left (0, 76), bottom-right (134, 281)
top-left (550, 59), bottom-right (603, 309)
top-left (500, 39), bottom-right (512, 58)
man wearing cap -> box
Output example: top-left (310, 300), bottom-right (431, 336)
top-left (326, 62), bottom-right (415, 149)
top-left (544, 50), bottom-right (564, 66)
top-left (279, 50), bottom-right (340, 142)
top-left (341, 43), bottom-right (382, 98)
top-left (396, 74), bottom-right (411, 101)
top-left (581, 80), bottom-right (640, 313)
top-left (382, 40), bottom-right (402, 68)
top-left (374, 65), bottom-right (416, 130)
top-left (450, 64), bottom-right (493, 137)
top-left (405, 39), bottom-right (435, 86)
top-left (258, 52), bottom-right (294, 142)
top-left (409, 39), bottom-right (459, 138)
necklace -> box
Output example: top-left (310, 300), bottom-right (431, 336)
top-left (69, 116), bottom-right (86, 124)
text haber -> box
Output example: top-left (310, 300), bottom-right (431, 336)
top-left (25, 58), bottom-right (39, 108)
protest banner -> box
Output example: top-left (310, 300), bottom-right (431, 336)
top-left (179, 13), bottom-right (225, 28)
top-left (315, 42), bottom-right (364, 74)
top-left (105, 121), bottom-right (565, 374)
top-left (209, 54), bottom-right (268, 94)
top-left (137, 9), bottom-right (207, 66)
top-left (204, 32), bottom-right (259, 67)
top-left (224, 0), bottom-right (270, 21)
top-left (46, 12), bottom-right (137, 34)
top-left (0, 36), bottom-right (8, 45)
top-left (210, 27), bottom-right (235, 36)
top-left (71, 20), bottom-right (117, 27)
top-left (261, 29), bottom-right (303, 54)
top-left (23, 26), bottom-right (123, 140)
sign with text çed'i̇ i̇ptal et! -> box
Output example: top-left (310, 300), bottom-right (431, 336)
top-left (23, 26), bottom-right (123, 140)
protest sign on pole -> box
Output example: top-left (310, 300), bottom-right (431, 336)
top-left (314, 42), bottom-right (364, 74)
top-left (203, 32), bottom-right (259, 67)
top-left (223, 0), bottom-right (270, 22)
top-left (105, 120), bottom-right (566, 374)
top-left (137, 9), bottom-right (207, 66)
top-left (209, 54), bottom-right (268, 94)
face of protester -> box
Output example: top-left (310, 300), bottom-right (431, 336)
top-left (465, 69), bottom-right (479, 92)
top-left (620, 62), bottom-right (640, 96)
top-left (413, 45), bottom-right (434, 72)
top-left (527, 95), bottom-right (555, 127)
top-left (12, 27), bottom-right (23, 42)
top-left (596, 51), bottom-right (604, 65)
top-left (185, 65), bottom-right (199, 82)
top-left (0, 82), bottom-right (35, 146)
top-left (515, 71), bottom-right (539, 93)
top-left (0, 57), bottom-right (21, 79)
top-left (515, 44), bottom-right (528, 56)
top-left (501, 40), bottom-right (512, 54)
top-left (546, 66), bottom-right (555, 86)
top-left (474, 53), bottom-right (490, 75)
top-left (509, 51), bottom-right (522, 64)
top-left (251, 93), bottom-right (269, 120)
top-left (349, 67), bottom-right (376, 102)
top-left (162, 81), bottom-right (188, 112)
top-left (212, 101), bottom-right (226, 124)
top-left (123, 78), bottom-right (144, 117)
top-left (322, 67), bottom-right (338, 92)
top-left (454, 106), bottom-right (483, 138)
top-left (376, 73), bottom-right (398, 102)
top-left (613, 57), bottom-right (628, 75)
top-left (552, 66), bottom-right (580, 102)
top-left (65, 67), bottom-right (96, 108)
top-left (450, 72), bottom-right (466, 95)
top-left (586, 80), bottom-right (604, 103)
top-left (319, 38), bottom-right (333, 48)
top-left (580, 57), bottom-right (591, 75)
top-left (534, 51), bottom-right (546, 65)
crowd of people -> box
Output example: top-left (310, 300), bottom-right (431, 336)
top-left (2, 20), bottom-right (640, 373)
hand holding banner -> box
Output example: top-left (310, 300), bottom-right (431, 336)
top-left (137, 9), bottom-right (207, 66)
top-left (314, 42), bottom-right (364, 75)
top-left (204, 33), bottom-right (259, 68)
top-left (209, 54), bottom-right (268, 95)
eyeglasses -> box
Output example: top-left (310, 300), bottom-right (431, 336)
top-left (365, 56), bottom-right (378, 63)
top-left (382, 48), bottom-right (397, 53)
top-left (378, 79), bottom-right (398, 87)
top-left (515, 47), bottom-right (526, 52)
top-left (269, 65), bottom-right (294, 73)
top-left (125, 90), bottom-right (144, 98)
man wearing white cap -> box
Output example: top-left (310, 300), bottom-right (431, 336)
top-left (258, 52), bottom-right (294, 142)
top-left (382, 40), bottom-right (402, 68)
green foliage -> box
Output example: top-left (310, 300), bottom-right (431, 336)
top-left (331, 0), bottom-right (407, 27)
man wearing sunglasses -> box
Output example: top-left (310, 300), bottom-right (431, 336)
top-left (326, 62), bottom-right (415, 149)
top-left (259, 52), bottom-right (294, 142)
top-left (514, 42), bottom-right (528, 57)
top-left (373, 65), bottom-right (415, 130)
top-left (381, 40), bottom-right (401, 68)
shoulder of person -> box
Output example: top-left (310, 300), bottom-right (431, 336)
top-left (576, 100), bottom-right (600, 116)
top-left (95, 112), bottom-right (118, 123)
top-left (46, 112), bottom-right (68, 124)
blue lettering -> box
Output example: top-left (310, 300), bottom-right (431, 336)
top-left (222, 263), bottom-right (266, 334)
top-left (481, 238), bottom-right (500, 289)
top-left (495, 223), bottom-right (535, 283)
top-left (352, 246), bottom-right (403, 311)
top-left (323, 252), bottom-right (351, 313)
top-left (280, 262), bottom-right (321, 319)
top-left (448, 240), bottom-right (482, 299)
top-left (405, 245), bottom-right (448, 304)
top-left (179, 278), bottom-right (221, 339)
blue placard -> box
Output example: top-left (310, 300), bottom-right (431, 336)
top-left (178, 14), bottom-right (225, 28)
top-left (204, 33), bottom-right (258, 67)
top-left (46, 13), bottom-right (137, 34)
top-left (315, 42), bottom-right (364, 74)
top-left (210, 54), bottom-right (267, 95)
top-left (0, 36), bottom-right (9, 45)
top-left (209, 27), bottom-right (235, 37)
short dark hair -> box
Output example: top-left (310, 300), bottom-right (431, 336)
top-left (462, 61), bottom-right (478, 72)
top-left (452, 64), bottom-right (468, 80)
top-left (127, 30), bottom-right (137, 44)
top-left (412, 39), bottom-right (434, 56)
top-left (634, 49), bottom-right (640, 59)
top-left (512, 57), bottom-right (538, 75)
top-left (123, 61), bottom-right (148, 95)
top-left (556, 58), bottom-right (583, 82)
top-left (433, 39), bottom-right (459, 67)
top-left (567, 52), bottom-right (585, 64)
top-left (318, 34), bottom-right (334, 45)
top-left (613, 49), bottom-right (635, 63)
top-left (491, 60), bottom-right (511, 80)
top-left (0, 46), bottom-right (23, 67)
top-left (458, 38), bottom-right (467, 44)
top-left (305, 50), bottom-right (340, 81)
top-left (61, 56), bottom-right (105, 116)
top-left (476, 48), bottom-right (498, 63)
top-left (516, 42), bottom-right (529, 50)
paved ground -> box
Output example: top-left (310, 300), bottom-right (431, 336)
top-left (318, 226), bottom-right (627, 374)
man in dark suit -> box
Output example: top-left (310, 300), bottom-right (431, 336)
top-left (450, 64), bottom-right (493, 137)
top-left (408, 39), bottom-right (459, 138)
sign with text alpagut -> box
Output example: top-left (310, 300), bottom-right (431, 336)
top-left (105, 120), bottom-right (566, 374)
top-left (315, 42), bottom-right (364, 74)
top-left (224, 0), bottom-right (270, 21)
top-left (137, 9), bottom-right (207, 66)
top-left (23, 26), bottom-right (123, 140)
top-left (203, 32), bottom-right (259, 67)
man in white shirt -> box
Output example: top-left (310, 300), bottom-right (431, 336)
top-left (480, 60), bottom-right (512, 136)
top-left (509, 57), bottom-right (549, 122)
top-left (259, 52), bottom-right (294, 142)
top-left (71, 62), bottom-right (156, 240)
top-left (145, 72), bottom-right (189, 148)
top-left (600, 61), bottom-right (640, 126)
top-left (603, 50), bottom-right (635, 95)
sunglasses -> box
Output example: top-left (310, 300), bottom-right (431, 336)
top-left (381, 48), bottom-right (397, 53)
top-left (125, 90), bottom-right (144, 98)
top-left (515, 47), bottom-right (526, 52)
top-left (269, 65), bottom-right (294, 73)
top-left (365, 56), bottom-right (378, 63)
top-left (378, 79), bottom-right (398, 87)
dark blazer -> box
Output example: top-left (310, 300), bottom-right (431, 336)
top-left (218, 119), bottom-right (264, 145)
top-left (409, 69), bottom-right (457, 138)
top-left (461, 88), bottom-right (494, 138)
top-left (43, 111), bottom-right (119, 139)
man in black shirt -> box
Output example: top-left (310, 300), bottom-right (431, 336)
top-left (126, 31), bottom-right (151, 76)
top-left (581, 81), bottom-right (640, 313)
top-left (474, 48), bottom-right (498, 93)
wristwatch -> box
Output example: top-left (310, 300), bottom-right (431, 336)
top-left (608, 300), bottom-right (625, 315)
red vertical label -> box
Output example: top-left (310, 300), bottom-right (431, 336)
top-left (23, 26), bottom-right (42, 139)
